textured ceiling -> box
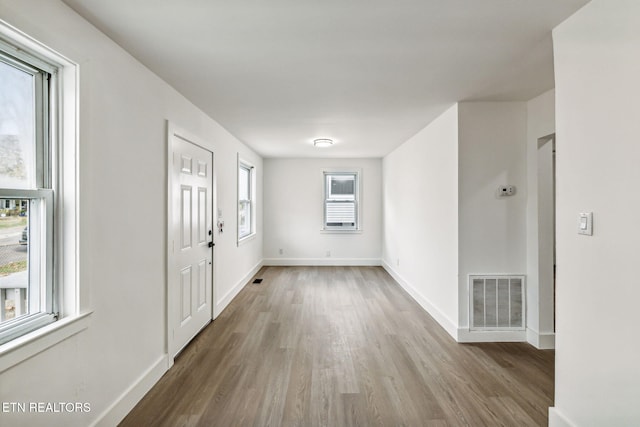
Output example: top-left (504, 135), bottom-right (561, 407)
top-left (62, 0), bottom-right (590, 158)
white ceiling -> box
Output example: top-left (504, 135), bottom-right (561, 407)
top-left (62, 0), bottom-right (589, 158)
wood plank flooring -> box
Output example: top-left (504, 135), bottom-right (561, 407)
top-left (120, 266), bottom-right (554, 427)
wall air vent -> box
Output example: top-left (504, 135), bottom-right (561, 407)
top-left (469, 275), bottom-right (525, 331)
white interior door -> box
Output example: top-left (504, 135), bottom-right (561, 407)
top-left (168, 127), bottom-right (214, 358)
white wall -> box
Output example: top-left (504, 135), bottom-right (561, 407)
top-left (214, 144), bottom-right (263, 314)
top-left (263, 158), bottom-right (381, 265)
top-left (457, 102), bottom-right (528, 331)
top-left (526, 89), bottom-right (556, 349)
top-left (0, 1), bottom-right (262, 426)
top-left (382, 104), bottom-right (459, 338)
top-left (551, 1), bottom-right (640, 425)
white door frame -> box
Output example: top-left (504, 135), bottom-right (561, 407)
top-left (166, 121), bottom-right (216, 364)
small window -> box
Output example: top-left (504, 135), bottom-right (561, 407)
top-left (323, 171), bottom-right (359, 231)
top-left (238, 159), bottom-right (255, 242)
top-left (0, 47), bottom-right (55, 344)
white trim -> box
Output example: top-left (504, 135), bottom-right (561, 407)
top-left (0, 312), bottom-right (91, 373)
top-left (91, 355), bottom-right (169, 427)
top-left (526, 328), bottom-right (556, 349)
top-left (381, 261), bottom-right (458, 340)
top-left (549, 407), bottom-right (576, 427)
top-left (264, 258), bottom-right (381, 267)
top-left (457, 329), bottom-right (526, 343)
top-left (237, 233), bottom-right (257, 246)
top-left (214, 260), bottom-right (263, 318)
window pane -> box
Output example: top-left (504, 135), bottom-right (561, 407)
top-left (331, 177), bottom-right (354, 195)
top-left (239, 166), bottom-right (250, 201)
top-left (238, 200), bottom-right (251, 238)
top-left (327, 174), bottom-right (355, 200)
top-left (0, 199), bottom-right (30, 324)
top-left (0, 60), bottom-right (36, 189)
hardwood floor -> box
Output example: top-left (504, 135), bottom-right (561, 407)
top-left (120, 266), bottom-right (554, 427)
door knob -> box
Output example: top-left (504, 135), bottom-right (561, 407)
top-left (208, 242), bottom-right (215, 248)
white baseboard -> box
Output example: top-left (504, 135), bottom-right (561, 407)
top-left (92, 355), bottom-right (169, 427)
top-left (381, 261), bottom-right (458, 340)
top-left (263, 258), bottom-right (381, 266)
top-left (457, 329), bottom-right (526, 343)
top-left (527, 328), bottom-right (556, 349)
top-left (214, 260), bottom-right (263, 319)
top-left (549, 407), bottom-right (575, 427)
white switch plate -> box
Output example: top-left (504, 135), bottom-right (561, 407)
top-left (578, 212), bottom-right (593, 236)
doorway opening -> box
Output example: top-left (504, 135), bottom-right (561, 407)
top-left (537, 134), bottom-right (556, 338)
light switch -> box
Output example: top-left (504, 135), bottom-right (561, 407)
top-left (578, 212), bottom-right (593, 236)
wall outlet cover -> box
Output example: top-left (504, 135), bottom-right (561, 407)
top-left (497, 185), bottom-right (516, 197)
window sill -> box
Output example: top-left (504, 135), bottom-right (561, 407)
top-left (0, 311), bottom-right (92, 373)
top-left (320, 229), bottom-right (363, 234)
top-left (237, 233), bottom-right (257, 247)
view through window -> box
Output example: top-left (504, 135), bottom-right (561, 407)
top-left (0, 47), bottom-right (55, 343)
top-left (238, 163), bottom-right (252, 240)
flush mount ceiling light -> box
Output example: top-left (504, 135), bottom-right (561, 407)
top-left (313, 138), bottom-right (334, 148)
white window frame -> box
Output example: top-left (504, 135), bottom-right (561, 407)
top-left (322, 169), bottom-right (361, 232)
top-left (0, 20), bottom-right (86, 372)
top-left (237, 156), bottom-right (256, 245)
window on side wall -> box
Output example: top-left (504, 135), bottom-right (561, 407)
top-left (323, 171), bottom-right (360, 231)
top-left (237, 159), bottom-right (255, 243)
top-left (0, 46), bottom-right (55, 344)
top-left (0, 24), bottom-right (79, 357)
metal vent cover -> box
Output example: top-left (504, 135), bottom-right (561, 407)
top-left (470, 275), bottom-right (525, 331)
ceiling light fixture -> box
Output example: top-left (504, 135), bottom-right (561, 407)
top-left (313, 138), bottom-right (334, 148)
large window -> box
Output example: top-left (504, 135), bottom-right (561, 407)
top-left (323, 171), bottom-right (359, 231)
top-left (0, 47), bottom-right (56, 344)
top-left (238, 159), bottom-right (255, 242)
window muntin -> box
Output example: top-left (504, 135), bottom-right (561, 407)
top-left (0, 48), bottom-right (55, 345)
top-left (238, 162), bottom-right (253, 240)
top-left (324, 172), bottom-right (359, 231)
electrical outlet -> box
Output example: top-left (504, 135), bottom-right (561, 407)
top-left (497, 185), bottom-right (516, 197)
top-left (326, 251), bottom-right (331, 257)
top-left (279, 248), bottom-right (283, 255)
top-left (397, 258), bottom-right (400, 267)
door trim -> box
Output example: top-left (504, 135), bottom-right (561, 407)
top-left (166, 121), bottom-right (216, 362)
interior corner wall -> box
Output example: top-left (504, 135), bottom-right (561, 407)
top-left (382, 104), bottom-right (459, 338)
top-left (525, 89), bottom-right (556, 349)
top-left (552, 0), bottom-right (640, 425)
top-left (0, 1), bottom-right (262, 426)
top-left (262, 158), bottom-right (382, 265)
top-left (457, 102), bottom-right (527, 331)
